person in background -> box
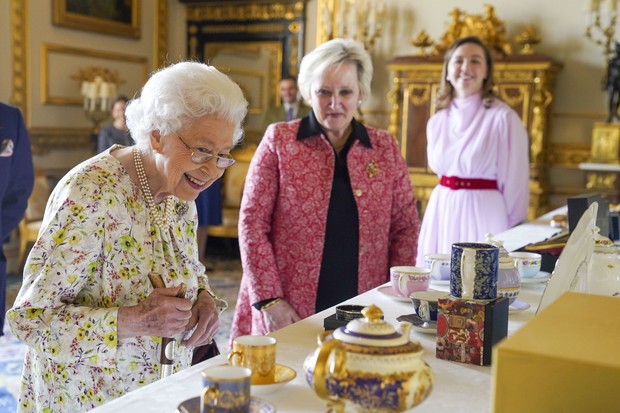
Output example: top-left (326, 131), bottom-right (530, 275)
top-left (230, 38), bottom-right (420, 342)
top-left (416, 36), bottom-right (529, 266)
top-left (195, 179), bottom-right (222, 271)
top-left (96, 95), bottom-right (132, 153)
top-left (8, 62), bottom-right (247, 412)
top-left (0, 101), bottom-right (34, 337)
top-left (262, 76), bottom-right (311, 128)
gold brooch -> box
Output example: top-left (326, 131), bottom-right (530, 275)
top-left (366, 160), bottom-right (379, 178)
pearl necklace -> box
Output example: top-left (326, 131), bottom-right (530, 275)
top-left (133, 147), bottom-right (173, 229)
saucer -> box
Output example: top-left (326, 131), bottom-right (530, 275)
top-left (509, 300), bottom-right (531, 312)
top-left (397, 313), bottom-right (437, 334)
top-left (377, 285), bottom-right (411, 302)
top-left (430, 278), bottom-right (450, 286)
top-left (251, 363), bottom-right (296, 396)
top-left (177, 396), bottom-right (275, 413)
top-left (520, 271), bottom-right (551, 285)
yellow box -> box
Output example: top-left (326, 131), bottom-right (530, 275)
top-left (491, 292), bottom-right (620, 413)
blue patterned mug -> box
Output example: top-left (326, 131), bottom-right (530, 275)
top-left (450, 242), bottom-right (499, 301)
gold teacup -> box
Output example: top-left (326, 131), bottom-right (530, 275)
top-left (228, 335), bottom-right (276, 385)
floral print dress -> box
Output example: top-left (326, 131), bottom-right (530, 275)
top-left (7, 148), bottom-right (209, 413)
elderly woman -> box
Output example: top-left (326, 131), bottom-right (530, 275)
top-left (7, 62), bottom-right (247, 412)
top-left (230, 38), bottom-right (420, 341)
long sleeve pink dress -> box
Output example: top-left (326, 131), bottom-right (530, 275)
top-left (416, 94), bottom-right (529, 265)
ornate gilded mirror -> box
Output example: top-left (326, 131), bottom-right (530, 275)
top-left (183, 1), bottom-right (306, 144)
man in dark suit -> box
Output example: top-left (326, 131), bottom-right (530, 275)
top-left (262, 76), bottom-right (311, 128)
top-left (0, 102), bottom-right (34, 336)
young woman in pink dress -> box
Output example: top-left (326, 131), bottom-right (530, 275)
top-left (416, 36), bottom-right (530, 265)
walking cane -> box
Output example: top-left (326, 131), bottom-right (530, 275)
top-left (148, 272), bottom-right (186, 379)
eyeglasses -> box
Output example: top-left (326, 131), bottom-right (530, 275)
top-left (176, 134), bottom-right (236, 169)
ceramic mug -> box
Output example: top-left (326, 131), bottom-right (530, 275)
top-left (509, 251), bottom-right (542, 278)
top-left (410, 290), bottom-right (449, 322)
top-left (423, 253), bottom-right (452, 281)
top-left (201, 365), bottom-right (251, 413)
top-left (228, 335), bottom-right (277, 384)
top-left (390, 266), bottom-right (431, 297)
top-left (450, 242), bottom-right (499, 301)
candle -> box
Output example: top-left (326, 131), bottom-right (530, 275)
top-left (338, 0), bottom-right (345, 36)
top-left (610, 0), bottom-right (617, 12)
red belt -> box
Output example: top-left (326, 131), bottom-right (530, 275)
top-left (440, 176), bottom-right (498, 190)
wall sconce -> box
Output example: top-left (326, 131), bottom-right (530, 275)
top-left (72, 67), bottom-right (124, 135)
top-left (319, 0), bottom-right (386, 51)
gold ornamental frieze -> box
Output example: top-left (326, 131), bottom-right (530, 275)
top-left (29, 128), bottom-right (91, 155)
top-left (187, 2), bottom-right (304, 21)
top-left (201, 24), bottom-right (286, 34)
top-left (495, 70), bottom-right (535, 83)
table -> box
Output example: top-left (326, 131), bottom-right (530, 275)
top-left (90, 211), bottom-right (563, 413)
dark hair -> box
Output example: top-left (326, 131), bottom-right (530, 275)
top-left (279, 76), bottom-right (298, 84)
top-left (114, 95), bottom-right (129, 105)
top-left (435, 36), bottom-right (495, 110)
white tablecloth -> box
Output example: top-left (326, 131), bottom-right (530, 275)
top-left (90, 210), bottom-right (563, 413)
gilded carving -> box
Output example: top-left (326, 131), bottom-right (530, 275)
top-left (406, 85), bottom-right (431, 107)
top-left (434, 5), bottom-right (512, 56)
top-left (187, 3), bottom-right (303, 21)
top-left (201, 24), bottom-right (287, 34)
top-left (586, 172), bottom-right (617, 189)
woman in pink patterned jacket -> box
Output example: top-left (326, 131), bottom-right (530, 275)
top-left (230, 38), bottom-right (420, 341)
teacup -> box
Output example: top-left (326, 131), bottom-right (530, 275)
top-left (410, 290), bottom-right (449, 323)
top-left (390, 266), bottom-right (431, 297)
top-left (509, 251), bottom-right (542, 278)
top-left (201, 365), bottom-right (251, 413)
top-left (423, 253), bottom-right (452, 281)
top-left (228, 335), bottom-right (276, 384)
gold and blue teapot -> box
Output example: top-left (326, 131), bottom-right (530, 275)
top-left (303, 305), bottom-right (433, 412)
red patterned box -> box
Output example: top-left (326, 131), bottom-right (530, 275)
top-left (436, 296), bottom-right (509, 366)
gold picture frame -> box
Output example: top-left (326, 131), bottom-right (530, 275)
top-left (52, 0), bottom-right (141, 39)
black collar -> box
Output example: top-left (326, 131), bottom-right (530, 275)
top-left (296, 111), bottom-right (372, 149)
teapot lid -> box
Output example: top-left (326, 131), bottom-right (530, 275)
top-left (485, 233), bottom-right (511, 261)
top-left (333, 305), bottom-right (409, 347)
top-left (592, 226), bottom-right (620, 253)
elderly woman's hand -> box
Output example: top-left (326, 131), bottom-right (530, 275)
top-left (181, 289), bottom-right (221, 348)
top-left (117, 285), bottom-right (193, 339)
top-left (261, 299), bottom-right (301, 333)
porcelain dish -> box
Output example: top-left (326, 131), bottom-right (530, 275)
top-left (397, 313), bottom-right (437, 334)
top-left (251, 363), bottom-right (296, 396)
top-left (520, 271), bottom-right (551, 285)
top-left (176, 396), bottom-right (275, 413)
top-left (376, 285), bottom-right (411, 302)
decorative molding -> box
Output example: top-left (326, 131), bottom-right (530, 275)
top-left (10, 0), bottom-right (28, 124)
top-left (186, 2), bottom-right (305, 21)
top-left (29, 128), bottom-right (92, 155)
top-left (40, 43), bottom-right (149, 106)
top-left (154, 0), bottom-right (168, 70)
top-left (548, 143), bottom-right (591, 168)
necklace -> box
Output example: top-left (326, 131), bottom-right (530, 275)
top-left (133, 147), bottom-right (172, 229)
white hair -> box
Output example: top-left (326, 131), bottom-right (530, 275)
top-left (125, 61), bottom-right (248, 147)
top-left (298, 38), bottom-right (373, 104)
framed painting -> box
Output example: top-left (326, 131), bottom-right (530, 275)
top-left (52, 0), bottom-right (141, 39)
